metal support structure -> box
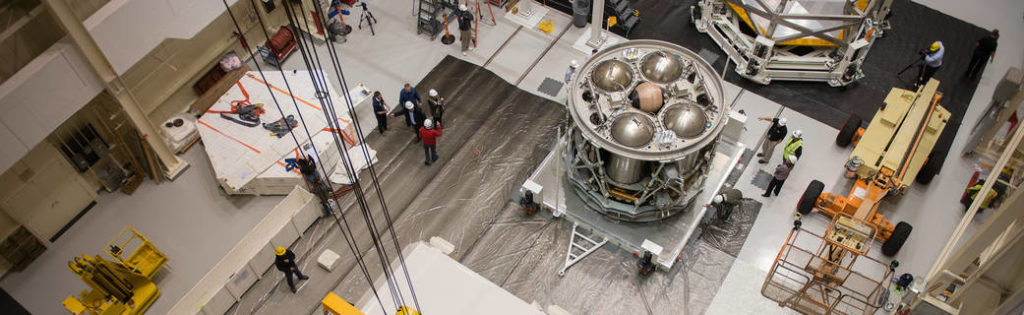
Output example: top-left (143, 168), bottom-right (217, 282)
top-left (586, 0), bottom-right (606, 48)
top-left (42, 0), bottom-right (187, 179)
top-left (910, 96), bottom-right (1024, 314)
top-left (558, 223), bottom-right (607, 276)
top-left (692, 0), bottom-right (890, 86)
top-left (962, 67), bottom-right (1024, 158)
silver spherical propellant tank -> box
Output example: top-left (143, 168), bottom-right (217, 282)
top-left (563, 40), bottom-right (726, 222)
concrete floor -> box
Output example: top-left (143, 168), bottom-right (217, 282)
top-left (0, 148), bottom-right (283, 315)
top-left (3, 0), bottom-right (1022, 314)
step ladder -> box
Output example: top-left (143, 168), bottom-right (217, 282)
top-left (558, 223), bottom-right (607, 276)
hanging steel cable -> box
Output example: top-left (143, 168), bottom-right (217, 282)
top-left (299, 1), bottom-right (424, 311)
top-left (218, 0), bottom-right (389, 312)
top-left (278, 1), bottom-right (411, 311)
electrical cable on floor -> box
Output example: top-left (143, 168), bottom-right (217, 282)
top-left (282, 1), bottom-right (410, 310)
top-left (221, 1), bottom-right (389, 312)
top-left (302, 1), bottom-right (424, 311)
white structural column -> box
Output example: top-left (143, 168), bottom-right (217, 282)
top-left (41, 0), bottom-right (187, 178)
top-left (587, 0), bottom-right (605, 47)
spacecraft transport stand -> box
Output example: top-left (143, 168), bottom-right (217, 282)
top-left (523, 135), bottom-right (743, 272)
top-left (691, 0), bottom-right (893, 86)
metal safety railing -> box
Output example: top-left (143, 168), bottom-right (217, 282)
top-left (762, 223), bottom-right (892, 315)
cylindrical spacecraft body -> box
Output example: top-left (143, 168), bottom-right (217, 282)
top-left (563, 40), bottom-right (726, 222)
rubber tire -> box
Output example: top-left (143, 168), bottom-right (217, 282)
top-left (915, 155), bottom-right (939, 185)
top-left (836, 115), bottom-right (861, 147)
top-left (797, 180), bottom-right (824, 215)
top-left (882, 221), bottom-right (912, 256)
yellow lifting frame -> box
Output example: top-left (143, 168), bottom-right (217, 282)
top-left (106, 226), bottom-right (168, 279)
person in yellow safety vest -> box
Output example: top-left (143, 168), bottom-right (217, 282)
top-left (962, 182), bottom-right (998, 209)
top-left (782, 130), bottom-right (803, 162)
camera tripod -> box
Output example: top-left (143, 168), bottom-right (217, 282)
top-left (358, 2), bottom-right (377, 36)
top-left (896, 53), bottom-right (926, 87)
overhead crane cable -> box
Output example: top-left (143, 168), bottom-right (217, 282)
top-left (304, 1), bottom-right (422, 311)
top-left (221, 0), bottom-right (388, 312)
top-left (270, 1), bottom-right (406, 312)
top-left (288, 0), bottom-right (412, 303)
top-left (279, 0), bottom-right (412, 310)
top-left (281, 2), bottom-right (410, 309)
top-left (294, 0), bottom-right (421, 311)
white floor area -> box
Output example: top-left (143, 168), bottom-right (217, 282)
top-left (0, 149), bottom-right (283, 315)
top-left (355, 242), bottom-right (546, 315)
top-left (3, 0), bottom-right (1021, 313)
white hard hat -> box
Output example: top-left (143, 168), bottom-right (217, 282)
top-left (405, 101), bottom-right (414, 110)
top-left (712, 195), bottom-right (723, 204)
top-left (570, 60), bottom-right (579, 68)
top-left (424, 119), bottom-right (433, 128)
top-left (787, 155), bottom-right (798, 164)
top-left (429, 89), bottom-right (438, 97)
top-left (459, 4), bottom-right (467, 11)
top-left (792, 130), bottom-right (803, 139)
top-left (778, 117), bottom-right (787, 126)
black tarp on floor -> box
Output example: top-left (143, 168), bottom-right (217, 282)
top-left (623, 0), bottom-right (988, 174)
top-left (233, 56), bottom-right (766, 315)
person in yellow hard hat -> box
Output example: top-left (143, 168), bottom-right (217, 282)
top-left (275, 246), bottom-right (309, 293)
top-left (916, 41), bottom-right (944, 88)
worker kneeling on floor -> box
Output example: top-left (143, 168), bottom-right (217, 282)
top-left (419, 119), bottom-right (442, 165)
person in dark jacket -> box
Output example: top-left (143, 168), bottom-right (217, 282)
top-left (427, 89), bottom-right (446, 126)
top-left (457, 4), bottom-right (474, 55)
top-left (275, 247), bottom-right (309, 293)
top-left (372, 91), bottom-right (390, 134)
top-left (757, 116), bottom-right (788, 163)
top-left (419, 119), bottom-right (442, 165)
top-left (398, 83), bottom-right (421, 108)
top-left (965, 29), bottom-right (998, 78)
top-left (763, 156), bottom-right (796, 197)
top-left (393, 101), bottom-right (427, 142)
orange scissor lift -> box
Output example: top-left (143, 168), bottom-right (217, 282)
top-left (800, 78), bottom-right (950, 256)
top-left (762, 79), bottom-right (950, 314)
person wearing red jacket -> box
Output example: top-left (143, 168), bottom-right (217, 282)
top-left (419, 119), bottom-right (442, 165)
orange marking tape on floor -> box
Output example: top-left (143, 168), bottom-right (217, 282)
top-left (322, 127), bottom-right (356, 146)
top-left (197, 119), bottom-right (261, 154)
top-left (244, 73), bottom-right (322, 112)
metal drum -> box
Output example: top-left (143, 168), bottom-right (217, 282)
top-left (563, 40), bottom-right (726, 222)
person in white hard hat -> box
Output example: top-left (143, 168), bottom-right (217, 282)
top-left (757, 116), bottom-right (788, 163)
top-left (419, 118), bottom-right (443, 165)
top-left (427, 89), bottom-right (446, 125)
top-left (782, 130), bottom-right (803, 163)
top-left (708, 187), bottom-right (744, 221)
top-left (457, 4), bottom-right (475, 56)
top-left (763, 155), bottom-right (797, 198)
top-left (565, 60), bottom-right (580, 84)
top-left (392, 100), bottom-right (427, 142)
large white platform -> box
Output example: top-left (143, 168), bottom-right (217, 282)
top-left (196, 70), bottom-right (377, 195)
top-left (526, 136), bottom-right (744, 270)
top-left (355, 242), bottom-right (547, 315)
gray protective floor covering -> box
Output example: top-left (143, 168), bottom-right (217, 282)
top-left (232, 56), bottom-right (762, 315)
